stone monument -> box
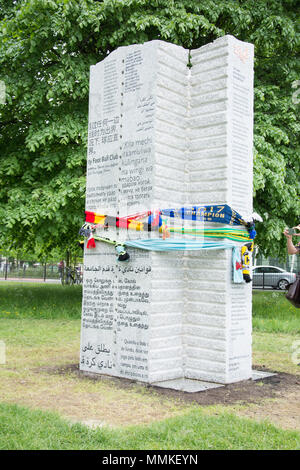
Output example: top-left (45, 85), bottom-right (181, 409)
top-left (80, 35), bottom-right (256, 390)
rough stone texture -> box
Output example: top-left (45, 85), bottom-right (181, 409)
top-left (184, 36), bottom-right (254, 384)
top-left (80, 36), bottom-right (254, 386)
top-left (81, 41), bottom-right (188, 383)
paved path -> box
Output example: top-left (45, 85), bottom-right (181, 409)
top-left (0, 277), bottom-right (60, 283)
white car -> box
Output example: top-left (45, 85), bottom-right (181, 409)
top-left (252, 265), bottom-right (296, 290)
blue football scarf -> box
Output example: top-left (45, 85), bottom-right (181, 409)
top-left (161, 204), bottom-right (245, 226)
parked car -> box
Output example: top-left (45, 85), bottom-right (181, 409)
top-left (252, 265), bottom-right (296, 290)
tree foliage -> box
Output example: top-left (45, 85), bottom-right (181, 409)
top-left (0, 0), bottom-right (299, 257)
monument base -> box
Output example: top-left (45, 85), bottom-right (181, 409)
top-left (251, 370), bottom-right (277, 381)
top-left (151, 370), bottom-right (277, 393)
top-left (79, 367), bottom-right (276, 393)
top-left (151, 378), bottom-right (224, 392)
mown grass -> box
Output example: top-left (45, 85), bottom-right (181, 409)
top-left (0, 282), bottom-right (82, 319)
top-left (0, 402), bottom-right (299, 450)
top-left (1, 282), bottom-right (299, 335)
top-left (252, 290), bottom-right (300, 334)
top-left (252, 331), bottom-right (300, 375)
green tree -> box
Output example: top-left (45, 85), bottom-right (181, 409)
top-left (0, 0), bottom-right (299, 257)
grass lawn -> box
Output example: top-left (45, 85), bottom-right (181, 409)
top-left (0, 282), bottom-right (82, 319)
top-left (252, 290), bottom-right (300, 334)
top-left (0, 282), bottom-right (299, 450)
top-left (1, 283), bottom-right (299, 333)
top-left (1, 402), bottom-right (299, 450)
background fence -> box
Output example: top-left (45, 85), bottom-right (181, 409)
top-left (0, 259), bottom-right (83, 284)
top-left (1, 253), bottom-right (299, 289)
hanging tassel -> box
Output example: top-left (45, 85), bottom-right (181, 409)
top-left (246, 222), bottom-right (257, 239)
top-left (162, 224), bottom-right (170, 240)
top-left (87, 232), bottom-right (96, 249)
top-left (236, 261), bottom-right (242, 270)
top-left (159, 221), bottom-right (170, 239)
top-left (149, 210), bottom-right (161, 227)
top-left (232, 247), bottom-right (244, 283)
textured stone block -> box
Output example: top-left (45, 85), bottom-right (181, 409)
top-left (81, 35), bottom-right (254, 386)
